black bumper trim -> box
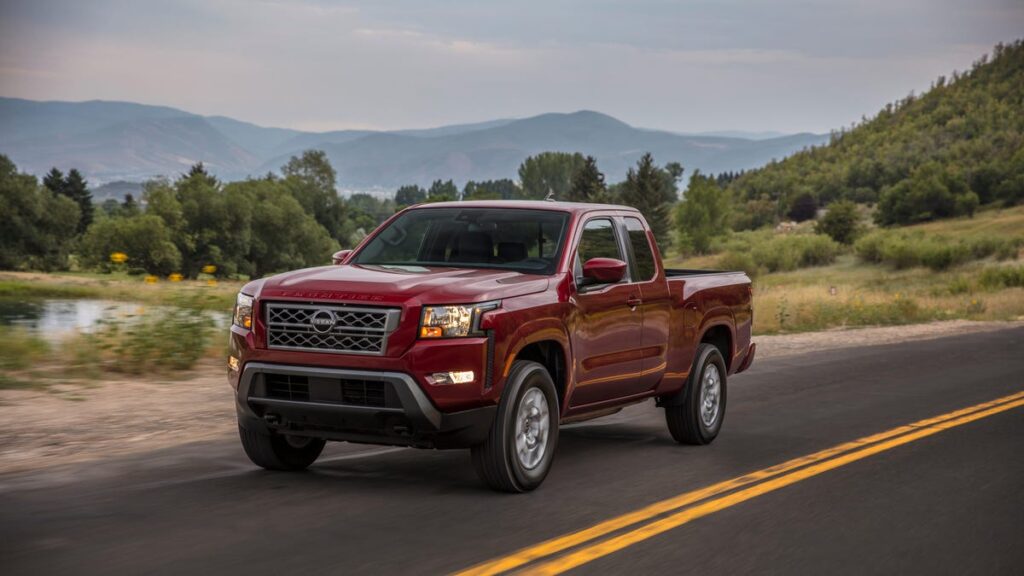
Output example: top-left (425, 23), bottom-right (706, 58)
top-left (236, 362), bottom-right (495, 448)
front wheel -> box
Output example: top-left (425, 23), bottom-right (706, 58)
top-left (238, 425), bottom-right (326, 471)
top-left (665, 343), bottom-right (727, 445)
top-left (472, 361), bottom-right (559, 492)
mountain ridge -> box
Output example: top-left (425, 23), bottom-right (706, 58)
top-left (0, 97), bottom-right (828, 189)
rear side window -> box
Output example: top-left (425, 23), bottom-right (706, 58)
top-left (624, 217), bottom-right (657, 281)
top-left (577, 218), bottom-right (622, 264)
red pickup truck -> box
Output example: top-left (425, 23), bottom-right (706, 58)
top-left (228, 201), bottom-right (755, 492)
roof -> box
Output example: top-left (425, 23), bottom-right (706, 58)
top-left (408, 200), bottom-right (639, 214)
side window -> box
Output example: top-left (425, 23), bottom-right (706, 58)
top-left (624, 217), bottom-right (657, 281)
top-left (577, 219), bottom-right (623, 267)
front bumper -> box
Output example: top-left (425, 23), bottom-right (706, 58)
top-left (235, 362), bottom-right (495, 449)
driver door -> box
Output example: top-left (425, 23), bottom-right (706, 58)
top-left (568, 217), bottom-right (645, 407)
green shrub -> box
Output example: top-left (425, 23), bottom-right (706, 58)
top-left (717, 251), bottom-right (761, 279)
top-left (815, 200), bottom-right (862, 244)
top-left (978, 266), bottom-right (1024, 289)
top-left (751, 234), bottom-right (840, 272)
top-left (0, 327), bottom-right (49, 370)
top-left (855, 230), bottom-right (1021, 271)
top-left (80, 296), bottom-right (218, 374)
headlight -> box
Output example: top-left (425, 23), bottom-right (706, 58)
top-left (419, 301), bottom-right (499, 338)
top-left (233, 292), bottom-right (254, 329)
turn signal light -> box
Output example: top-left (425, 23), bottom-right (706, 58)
top-left (420, 326), bottom-right (443, 338)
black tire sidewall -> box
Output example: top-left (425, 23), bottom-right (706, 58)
top-left (503, 362), bottom-right (559, 490)
top-left (690, 346), bottom-right (727, 442)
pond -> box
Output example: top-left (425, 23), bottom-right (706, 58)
top-left (0, 299), bottom-right (228, 343)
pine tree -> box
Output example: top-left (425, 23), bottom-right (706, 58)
top-left (567, 156), bottom-right (606, 202)
top-left (64, 169), bottom-right (94, 233)
top-left (43, 168), bottom-right (65, 195)
top-left (122, 193), bottom-right (139, 215)
top-left (620, 153), bottom-right (677, 249)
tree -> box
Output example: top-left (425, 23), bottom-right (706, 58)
top-left (0, 156), bottom-right (80, 271)
top-left (621, 153), bottom-right (677, 249)
top-left (43, 168), bottom-right (65, 195)
top-left (427, 179), bottom-right (458, 202)
top-left (462, 182), bottom-right (502, 201)
top-left (787, 191), bottom-right (818, 222)
top-left (814, 200), bottom-right (862, 244)
top-left (281, 150), bottom-right (345, 239)
top-left (464, 179), bottom-right (521, 200)
top-left (395, 184), bottom-right (426, 207)
top-left (122, 193), bottom-right (139, 215)
top-left (79, 214), bottom-right (182, 275)
top-left (674, 170), bottom-right (731, 254)
top-left (875, 162), bottom-right (976, 226)
top-left (518, 152), bottom-right (585, 200)
top-left (247, 180), bottom-right (339, 277)
top-left (63, 169), bottom-right (94, 233)
top-left (567, 156), bottom-right (606, 202)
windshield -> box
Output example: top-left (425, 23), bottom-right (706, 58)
top-left (354, 207), bottom-right (570, 275)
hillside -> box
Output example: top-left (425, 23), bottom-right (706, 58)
top-left (0, 97), bottom-right (827, 189)
top-left (727, 40), bottom-right (1024, 227)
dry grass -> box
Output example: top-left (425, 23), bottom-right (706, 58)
top-left (0, 271), bottom-right (240, 312)
top-left (667, 206), bottom-right (1024, 335)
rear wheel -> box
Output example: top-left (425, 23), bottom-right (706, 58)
top-left (472, 360), bottom-right (559, 492)
top-left (665, 343), bottom-right (727, 445)
top-left (238, 425), bottom-right (326, 471)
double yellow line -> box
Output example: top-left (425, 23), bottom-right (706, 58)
top-left (455, 390), bottom-right (1024, 576)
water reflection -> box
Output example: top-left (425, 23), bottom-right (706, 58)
top-left (0, 299), bottom-right (227, 343)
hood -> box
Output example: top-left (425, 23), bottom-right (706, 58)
top-left (252, 264), bottom-right (551, 306)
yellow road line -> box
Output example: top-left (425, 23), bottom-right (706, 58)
top-left (453, 390), bottom-right (1024, 576)
top-left (523, 396), bottom-right (1024, 575)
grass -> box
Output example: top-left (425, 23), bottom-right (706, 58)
top-left (0, 327), bottom-right (50, 370)
top-left (666, 206), bottom-right (1024, 335)
top-left (72, 304), bottom-right (221, 374)
top-left (0, 272), bottom-right (239, 312)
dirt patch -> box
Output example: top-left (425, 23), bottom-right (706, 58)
top-left (0, 360), bottom-right (235, 474)
top-left (2, 319), bottom-right (1021, 474)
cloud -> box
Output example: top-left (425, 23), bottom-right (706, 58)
top-left (0, 0), bottom-right (1020, 133)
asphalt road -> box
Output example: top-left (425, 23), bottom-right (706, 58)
top-left (2, 327), bottom-right (1023, 575)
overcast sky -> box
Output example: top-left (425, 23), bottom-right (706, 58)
top-left (1, 0), bottom-right (1021, 134)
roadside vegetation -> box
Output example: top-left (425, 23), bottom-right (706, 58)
top-left (667, 206), bottom-right (1024, 334)
top-left (1, 41), bottom-right (1022, 358)
top-left (1, 297), bottom-right (224, 390)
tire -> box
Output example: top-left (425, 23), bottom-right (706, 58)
top-left (665, 343), bottom-right (727, 445)
top-left (472, 360), bottom-right (559, 493)
top-left (238, 424), bottom-right (326, 471)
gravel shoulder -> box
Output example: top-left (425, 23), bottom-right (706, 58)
top-left (1, 319), bottom-right (1021, 474)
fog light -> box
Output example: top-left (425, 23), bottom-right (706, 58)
top-left (427, 371), bottom-right (475, 385)
top-left (228, 356), bottom-right (240, 372)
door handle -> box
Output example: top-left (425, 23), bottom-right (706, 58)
top-left (626, 295), bottom-right (642, 309)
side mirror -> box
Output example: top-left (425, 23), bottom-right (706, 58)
top-left (331, 250), bottom-right (353, 265)
top-left (580, 257), bottom-right (627, 287)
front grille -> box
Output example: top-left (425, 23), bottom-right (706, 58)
top-left (265, 302), bottom-right (400, 355)
top-left (263, 373), bottom-right (400, 408)
top-left (265, 373), bottom-right (310, 401)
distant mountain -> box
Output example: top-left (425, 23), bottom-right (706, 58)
top-left (690, 130), bottom-right (789, 140)
top-left (0, 97), bottom-right (828, 190)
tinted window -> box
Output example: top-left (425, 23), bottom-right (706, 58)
top-left (354, 207), bottom-right (569, 275)
top-left (624, 217), bottom-right (657, 281)
top-left (577, 218), bottom-right (622, 264)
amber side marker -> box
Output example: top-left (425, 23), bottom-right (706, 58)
top-left (453, 390), bottom-right (1024, 576)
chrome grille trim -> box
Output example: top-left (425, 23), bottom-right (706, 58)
top-left (264, 302), bottom-right (401, 355)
